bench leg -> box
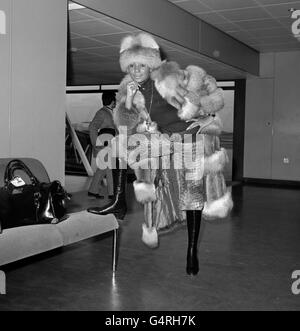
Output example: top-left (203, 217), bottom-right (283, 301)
top-left (0, 270), bottom-right (6, 295)
top-left (112, 229), bottom-right (118, 274)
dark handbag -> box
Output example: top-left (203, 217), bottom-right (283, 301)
top-left (0, 159), bottom-right (70, 231)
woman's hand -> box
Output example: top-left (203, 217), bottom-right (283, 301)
top-left (125, 81), bottom-right (140, 109)
top-left (127, 81), bottom-right (139, 96)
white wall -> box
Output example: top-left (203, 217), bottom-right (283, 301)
top-left (0, 0), bottom-right (67, 182)
top-left (272, 51), bottom-right (300, 180)
top-left (0, 0), bottom-right (11, 157)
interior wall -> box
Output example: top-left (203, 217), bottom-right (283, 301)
top-left (0, 0), bottom-right (10, 157)
top-left (0, 0), bottom-right (67, 182)
top-left (272, 51), bottom-right (300, 181)
top-left (244, 51), bottom-right (300, 181)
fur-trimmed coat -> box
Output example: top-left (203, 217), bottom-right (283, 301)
top-left (113, 61), bottom-right (233, 220)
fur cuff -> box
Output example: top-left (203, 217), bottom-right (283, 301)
top-left (203, 190), bottom-right (233, 220)
top-left (200, 88), bottom-right (224, 114)
top-left (178, 98), bottom-right (199, 121)
top-left (204, 148), bottom-right (228, 175)
top-left (203, 75), bottom-right (218, 94)
top-left (151, 61), bottom-right (184, 103)
top-left (142, 224), bottom-right (159, 248)
top-left (133, 181), bottom-right (156, 203)
top-left (185, 65), bottom-right (206, 91)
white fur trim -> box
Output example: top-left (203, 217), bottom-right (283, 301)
top-left (203, 75), bottom-right (218, 94)
top-left (120, 35), bottom-right (135, 53)
top-left (200, 88), bottom-right (224, 114)
top-left (142, 224), bottom-right (158, 248)
top-left (154, 77), bottom-right (178, 100)
top-left (152, 61), bottom-right (183, 102)
top-left (133, 181), bottom-right (156, 203)
top-left (203, 191), bottom-right (233, 219)
top-left (138, 33), bottom-right (160, 50)
top-left (185, 65), bottom-right (206, 91)
top-left (120, 33), bottom-right (159, 53)
top-left (178, 98), bottom-right (199, 121)
top-left (204, 148), bottom-right (228, 175)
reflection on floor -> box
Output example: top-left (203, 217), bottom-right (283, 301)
top-left (1, 183), bottom-right (300, 311)
top-left (220, 132), bottom-right (233, 182)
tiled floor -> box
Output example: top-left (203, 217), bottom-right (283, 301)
top-left (1, 183), bottom-right (300, 310)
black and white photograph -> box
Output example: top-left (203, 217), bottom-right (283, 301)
top-left (0, 0), bottom-right (300, 314)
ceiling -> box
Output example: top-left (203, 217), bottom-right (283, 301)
top-left (68, 0), bottom-right (300, 85)
top-left (169, 0), bottom-right (300, 53)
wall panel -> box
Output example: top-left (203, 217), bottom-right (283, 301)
top-left (0, 0), bottom-right (67, 182)
top-left (244, 78), bottom-right (274, 179)
top-left (271, 51), bottom-right (300, 180)
top-left (0, 0), bottom-right (11, 157)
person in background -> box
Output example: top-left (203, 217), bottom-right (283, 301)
top-left (88, 91), bottom-right (116, 198)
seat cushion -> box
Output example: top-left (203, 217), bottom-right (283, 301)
top-left (56, 211), bottom-right (119, 245)
top-left (0, 224), bottom-right (63, 266)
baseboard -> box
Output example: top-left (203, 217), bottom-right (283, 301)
top-left (243, 178), bottom-right (300, 188)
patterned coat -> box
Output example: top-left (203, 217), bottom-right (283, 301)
top-left (113, 61), bottom-right (233, 220)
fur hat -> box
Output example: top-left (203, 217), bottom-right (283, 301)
top-left (119, 32), bottom-right (162, 72)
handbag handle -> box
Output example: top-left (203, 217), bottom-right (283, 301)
top-left (4, 159), bottom-right (40, 187)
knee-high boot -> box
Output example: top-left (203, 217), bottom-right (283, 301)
top-left (186, 210), bottom-right (202, 275)
top-left (87, 168), bottom-right (127, 220)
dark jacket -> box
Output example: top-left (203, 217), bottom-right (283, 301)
top-left (89, 106), bottom-right (115, 157)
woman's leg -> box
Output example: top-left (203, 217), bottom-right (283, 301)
top-left (186, 210), bottom-right (202, 275)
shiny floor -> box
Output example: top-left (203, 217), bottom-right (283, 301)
top-left (1, 183), bottom-right (300, 311)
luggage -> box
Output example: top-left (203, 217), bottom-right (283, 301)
top-left (0, 159), bottom-right (69, 231)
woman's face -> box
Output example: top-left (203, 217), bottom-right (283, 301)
top-left (127, 63), bottom-right (151, 84)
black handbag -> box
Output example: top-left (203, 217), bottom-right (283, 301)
top-left (0, 159), bottom-right (70, 231)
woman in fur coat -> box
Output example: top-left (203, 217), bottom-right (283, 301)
top-left (94, 32), bottom-right (233, 276)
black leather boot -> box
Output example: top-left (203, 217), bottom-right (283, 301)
top-left (186, 210), bottom-right (202, 275)
top-left (87, 168), bottom-right (127, 220)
